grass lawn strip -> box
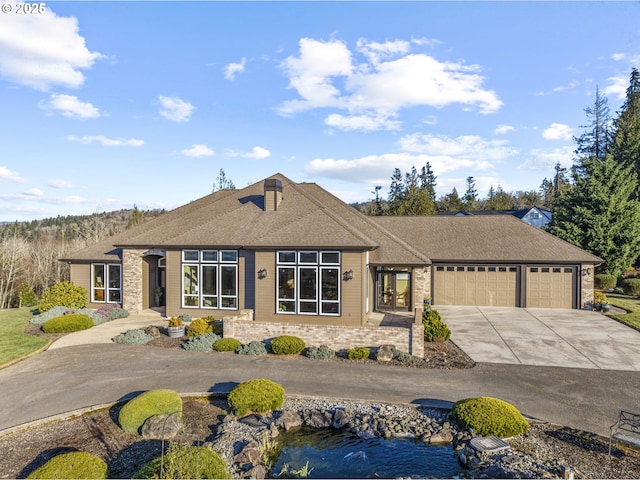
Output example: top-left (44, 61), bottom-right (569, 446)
top-left (0, 308), bottom-right (49, 368)
top-left (605, 292), bottom-right (640, 332)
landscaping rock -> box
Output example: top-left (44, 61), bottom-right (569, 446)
top-left (278, 410), bottom-right (303, 431)
top-left (304, 410), bottom-right (332, 428)
top-left (429, 428), bottom-right (454, 444)
top-left (376, 344), bottom-right (395, 362)
top-left (140, 413), bottom-right (182, 439)
top-left (332, 409), bottom-right (353, 429)
top-left (143, 325), bottom-right (161, 338)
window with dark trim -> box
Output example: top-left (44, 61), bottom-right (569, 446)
top-left (277, 250), bottom-right (340, 315)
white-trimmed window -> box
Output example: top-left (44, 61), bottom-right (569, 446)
top-left (277, 250), bottom-right (340, 315)
top-left (91, 263), bottom-right (121, 304)
top-left (182, 249), bottom-right (238, 309)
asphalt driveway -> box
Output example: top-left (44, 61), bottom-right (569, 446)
top-left (438, 306), bottom-right (640, 371)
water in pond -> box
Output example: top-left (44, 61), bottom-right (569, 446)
top-left (270, 427), bottom-right (462, 479)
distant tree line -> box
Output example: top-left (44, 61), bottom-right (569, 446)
top-left (0, 207), bottom-right (165, 309)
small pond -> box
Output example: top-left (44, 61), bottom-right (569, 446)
top-left (270, 427), bottom-right (463, 478)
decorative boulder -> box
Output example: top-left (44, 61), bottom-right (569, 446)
top-left (278, 410), bottom-right (303, 431)
top-left (376, 344), bottom-right (396, 362)
top-left (141, 413), bottom-right (182, 439)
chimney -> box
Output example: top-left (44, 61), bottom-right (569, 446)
top-left (264, 178), bottom-right (283, 211)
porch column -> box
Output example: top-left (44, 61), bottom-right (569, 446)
top-left (580, 264), bottom-right (595, 310)
top-left (413, 266), bottom-right (431, 311)
top-left (122, 248), bottom-right (145, 313)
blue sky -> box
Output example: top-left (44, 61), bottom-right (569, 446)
top-left (1, 1), bottom-right (639, 221)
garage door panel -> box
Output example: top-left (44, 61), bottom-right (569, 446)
top-left (434, 265), bottom-right (517, 307)
top-left (526, 267), bottom-right (575, 309)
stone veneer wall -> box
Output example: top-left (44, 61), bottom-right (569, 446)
top-left (581, 263), bottom-right (595, 310)
top-left (223, 316), bottom-right (424, 357)
top-left (413, 266), bottom-right (431, 311)
top-left (122, 248), bottom-right (145, 313)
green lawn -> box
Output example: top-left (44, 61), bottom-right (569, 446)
top-left (605, 292), bottom-right (640, 332)
top-left (0, 308), bottom-right (49, 367)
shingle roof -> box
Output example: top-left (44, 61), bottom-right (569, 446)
top-left (373, 215), bottom-right (603, 264)
top-left (62, 175), bottom-right (602, 266)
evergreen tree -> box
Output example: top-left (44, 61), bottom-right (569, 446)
top-left (418, 162), bottom-right (437, 203)
top-left (613, 68), bottom-right (640, 179)
top-left (574, 86), bottom-right (613, 163)
top-left (548, 155), bottom-right (640, 276)
top-left (486, 185), bottom-right (513, 210)
top-left (387, 168), bottom-right (405, 215)
top-left (212, 168), bottom-right (236, 192)
top-left (395, 167), bottom-right (436, 215)
top-left (438, 187), bottom-right (464, 212)
top-left (373, 185), bottom-right (384, 216)
top-left (463, 176), bottom-right (478, 210)
top-left (127, 204), bottom-right (145, 228)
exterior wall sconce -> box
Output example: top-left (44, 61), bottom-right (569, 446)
top-left (257, 268), bottom-right (268, 279)
top-left (581, 267), bottom-right (591, 277)
top-left (343, 269), bottom-right (354, 281)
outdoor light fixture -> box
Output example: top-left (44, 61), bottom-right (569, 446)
top-left (343, 269), bottom-right (354, 281)
top-left (257, 268), bottom-right (268, 279)
top-left (581, 267), bottom-right (591, 277)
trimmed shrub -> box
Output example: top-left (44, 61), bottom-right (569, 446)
top-left (18, 284), bottom-right (38, 307)
top-left (305, 344), bottom-right (336, 360)
top-left (213, 337), bottom-right (242, 352)
top-left (347, 347), bottom-right (370, 360)
top-left (182, 333), bottom-right (221, 351)
top-left (423, 309), bottom-right (451, 342)
top-left (452, 396), bottom-right (529, 437)
top-left (30, 306), bottom-right (68, 324)
top-left (178, 314), bottom-right (192, 323)
top-left (202, 315), bottom-right (223, 335)
top-left (594, 274), bottom-right (617, 290)
top-left (620, 278), bottom-right (640, 296)
top-left (105, 307), bottom-right (129, 321)
top-left (135, 444), bottom-right (230, 479)
top-left (594, 291), bottom-right (607, 306)
top-left (236, 340), bottom-right (268, 356)
top-left (26, 451), bottom-right (107, 479)
top-left (186, 318), bottom-right (213, 337)
top-left (112, 329), bottom-right (155, 345)
top-left (227, 379), bottom-right (285, 417)
top-left (39, 281), bottom-right (87, 312)
top-left (393, 350), bottom-right (420, 364)
top-left (42, 314), bottom-right (93, 334)
top-left (270, 335), bottom-right (306, 355)
top-left (118, 389), bottom-right (182, 434)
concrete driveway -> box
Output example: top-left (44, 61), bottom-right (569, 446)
top-left (438, 306), bottom-right (640, 371)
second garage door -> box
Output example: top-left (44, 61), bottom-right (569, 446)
top-left (525, 266), bottom-right (575, 308)
top-left (434, 265), bottom-right (518, 307)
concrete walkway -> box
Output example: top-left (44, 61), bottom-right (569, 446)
top-left (438, 306), bottom-right (640, 371)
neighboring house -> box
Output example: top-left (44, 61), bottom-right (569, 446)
top-left (62, 174), bottom-right (601, 330)
top-left (440, 207), bottom-right (553, 229)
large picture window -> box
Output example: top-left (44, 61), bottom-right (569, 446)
top-left (91, 263), bottom-right (121, 304)
top-left (182, 250), bottom-right (238, 309)
top-left (277, 251), bottom-right (340, 316)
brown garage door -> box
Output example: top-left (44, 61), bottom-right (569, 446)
top-left (526, 266), bottom-right (575, 309)
top-left (434, 265), bottom-right (518, 306)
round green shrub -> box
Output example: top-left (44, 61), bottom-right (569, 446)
top-left (135, 444), bottom-right (230, 479)
top-left (182, 333), bottom-right (221, 351)
top-left (112, 329), bottom-right (154, 345)
top-left (270, 335), bottom-right (306, 355)
top-left (118, 389), bottom-right (182, 434)
top-left (306, 344), bottom-right (336, 360)
top-left (26, 451), bottom-right (107, 479)
top-left (236, 340), bottom-right (268, 355)
top-left (594, 274), bottom-right (617, 290)
top-left (423, 309), bottom-right (451, 342)
top-left (620, 278), bottom-right (640, 296)
top-left (227, 378), bottom-right (285, 417)
top-left (39, 281), bottom-right (87, 312)
top-left (186, 318), bottom-right (213, 337)
top-left (347, 347), bottom-right (370, 360)
top-left (452, 396), bottom-right (529, 437)
top-left (213, 337), bottom-right (242, 352)
top-left (42, 314), bottom-right (93, 334)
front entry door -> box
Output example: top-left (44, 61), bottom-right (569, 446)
top-left (376, 271), bottom-right (411, 311)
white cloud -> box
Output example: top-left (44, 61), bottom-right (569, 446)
top-left (517, 146), bottom-right (574, 171)
top-left (180, 144), bottom-right (214, 158)
top-left (243, 146), bottom-right (271, 159)
top-left (542, 123), bottom-right (573, 141)
top-left (306, 133), bottom-right (517, 184)
top-left (23, 188), bottom-right (44, 197)
top-left (278, 37), bottom-right (502, 124)
top-left (157, 96), bottom-right (195, 122)
top-left (494, 124), bottom-right (514, 135)
top-left (0, 166), bottom-right (27, 183)
top-left (552, 81), bottom-right (578, 93)
top-left (605, 76), bottom-right (627, 100)
top-left (612, 53), bottom-right (626, 61)
top-left (224, 57), bottom-right (246, 80)
top-left (0, 5), bottom-right (102, 90)
top-left (67, 135), bottom-right (144, 147)
top-left (48, 179), bottom-right (74, 189)
top-left (39, 93), bottom-right (100, 119)
top-left (324, 113), bottom-right (401, 131)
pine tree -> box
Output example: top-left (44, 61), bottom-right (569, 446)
top-left (127, 204), bottom-right (145, 228)
top-left (486, 185), bottom-right (513, 210)
top-left (418, 162), bottom-right (437, 203)
top-left (438, 187), bottom-right (464, 212)
top-left (574, 86), bottom-right (613, 163)
top-left (387, 168), bottom-right (405, 215)
top-left (395, 167), bottom-right (436, 215)
top-left (548, 155), bottom-right (640, 276)
top-left (613, 68), bottom-right (640, 179)
top-left (463, 176), bottom-right (478, 210)
top-left (212, 168), bottom-right (236, 192)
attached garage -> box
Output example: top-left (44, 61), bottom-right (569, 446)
top-left (433, 265), bottom-right (519, 307)
top-left (525, 266), bottom-right (576, 309)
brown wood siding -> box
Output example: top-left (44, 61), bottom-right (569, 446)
top-left (70, 262), bottom-right (118, 310)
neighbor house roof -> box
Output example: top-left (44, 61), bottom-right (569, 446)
top-left (439, 206), bottom-right (552, 221)
top-left (374, 215), bottom-right (603, 264)
top-left (61, 174), bottom-right (429, 265)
